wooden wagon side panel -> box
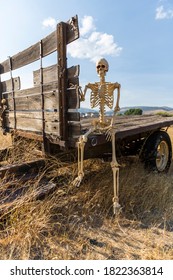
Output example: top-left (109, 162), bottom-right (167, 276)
top-left (0, 15), bottom-right (81, 149)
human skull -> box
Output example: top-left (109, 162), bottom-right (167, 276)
top-left (96, 58), bottom-right (109, 76)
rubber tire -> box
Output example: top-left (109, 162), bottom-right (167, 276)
top-left (141, 131), bottom-right (172, 173)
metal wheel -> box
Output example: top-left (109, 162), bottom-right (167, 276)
top-left (140, 131), bottom-right (172, 173)
top-left (156, 140), bottom-right (169, 171)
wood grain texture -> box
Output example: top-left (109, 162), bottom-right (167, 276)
top-left (1, 77), bottom-right (20, 92)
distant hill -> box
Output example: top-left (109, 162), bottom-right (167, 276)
top-left (120, 106), bottom-right (173, 113)
top-left (78, 106), bottom-right (173, 116)
top-left (106, 106), bottom-right (173, 116)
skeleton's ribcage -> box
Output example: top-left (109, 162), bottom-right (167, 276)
top-left (90, 84), bottom-right (114, 109)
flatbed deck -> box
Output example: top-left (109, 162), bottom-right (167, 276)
top-left (79, 114), bottom-right (173, 159)
top-left (81, 114), bottom-right (173, 140)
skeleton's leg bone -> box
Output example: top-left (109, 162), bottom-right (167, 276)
top-left (73, 126), bottom-right (96, 187)
top-left (111, 164), bottom-right (120, 214)
top-left (111, 131), bottom-right (121, 214)
top-left (77, 136), bottom-right (85, 178)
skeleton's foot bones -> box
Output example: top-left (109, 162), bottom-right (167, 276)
top-left (72, 173), bottom-right (84, 188)
top-left (112, 197), bottom-right (122, 215)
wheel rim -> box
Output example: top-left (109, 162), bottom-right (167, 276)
top-left (156, 140), bottom-right (169, 171)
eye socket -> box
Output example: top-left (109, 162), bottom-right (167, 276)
top-left (97, 65), bottom-right (106, 69)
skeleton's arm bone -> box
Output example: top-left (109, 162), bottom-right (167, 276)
top-left (81, 83), bottom-right (98, 102)
top-left (79, 84), bottom-right (94, 102)
top-left (78, 85), bottom-right (87, 101)
top-left (114, 83), bottom-right (121, 113)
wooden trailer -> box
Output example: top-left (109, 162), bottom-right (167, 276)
top-left (1, 15), bottom-right (173, 174)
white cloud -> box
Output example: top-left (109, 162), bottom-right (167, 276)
top-left (68, 15), bottom-right (122, 63)
top-left (155, 5), bottom-right (173, 19)
top-left (42, 17), bottom-right (57, 29)
top-left (80, 15), bottom-right (96, 36)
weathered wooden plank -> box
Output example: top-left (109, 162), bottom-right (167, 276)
top-left (8, 117), bottom-right (60, 135)
top-left (0, 34), bottom-right (57, 74)
top-left (33, 64), bottom-right (58, 86)
top-left (33, 64), bottom-right (79, 86)
top-left (12, 42), bottom-right (40, 70)
top-left (7, 111), bottom-right (79, 128)
top-left (68, 77), bottom-right (79, 90)
top-left (3, 81), bottom-right (58, 98)
top-left (57, 22), bottom-right (67, 140)
top-left (8, 111), bottom-right (59, 122)
top-left (7, 91), bottom-right (57, 111)
top-left (66, 15), bottom-right (79, 44)
top-left (0, 159), bottom-right (45, 179)
top-left (68, 65), bottom-right (80, 78)
top-left (42, 30), bottom-right (57, 57)
top-left (0, 42), bottom-right (39, 74)
top-left (67, 88), bottom-right (80, 109)
top-left (81, 115), bottom-right (173, 140)
top-left (1, 77), bottom-right (20, 93)
top-left (68, 122), bottom-right (81, 137)
top-left (115, 116), bottom-right (173, 139)
top-left (0, 59), bottom-right (10, 75)
top-left (5, 84), bottom-right (79, 111)
top-left (80, 115), bottom-right (162, 128)
top-left (67, 112), bottom-right (80, 121)
top-left (0, 16), bottom-right (79, 74)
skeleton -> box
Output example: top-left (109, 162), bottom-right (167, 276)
top-left (74, 58), bottom-right (121, 214)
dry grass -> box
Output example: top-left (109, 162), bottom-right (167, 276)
top-left (0, 131), bottom-right (12, 149)
top-left (0, 130), bottom-right (173, 260)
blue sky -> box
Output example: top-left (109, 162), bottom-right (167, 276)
top-left (1, 0), bottom-right (173, 108)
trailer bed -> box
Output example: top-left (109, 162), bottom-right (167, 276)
top-left (81, 114), bottom-right (173, 140)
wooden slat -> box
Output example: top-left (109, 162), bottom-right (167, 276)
top-left (68, 65), bottom-right (80, 78)
top-left (67, 112), bottom-right (80, 121)
top-left (0, 59), bottom-right (10, 75)
top-left (0, 33), bottom-right (57, 74)
top-left (5, 83), bottom-right (79, 111)
top-left (7, 91), bottom-right (57, 111)
top-left (67, 88), bottom-right (80, 109)
top-left (1, 77), bottom-right (20, 93)
top-left (33, 64), bottom-right (79, 86)
top-left (0, 159), bottom-right (45, 179)
top-left (8, 117), bottom-right (60, 135)
top-left (0, 16), bottom-right (79, 74)
top-left (33, 64), bottom-right (58, 86)
top-left (66, 15), bottom-right (79, 44)
top-left (8, 111), bottom-right (59, 122)
top-left (42, 30), bottom-right (57, 57)
top-left (68, 122), bottom-right (81, 137)
top-left (4, 81), bottom-right (58, 97)
top-left (12, 42), bottom-right (40, 70)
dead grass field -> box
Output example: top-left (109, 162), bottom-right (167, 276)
top-left (0, 128), bottom-right (173, 260)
